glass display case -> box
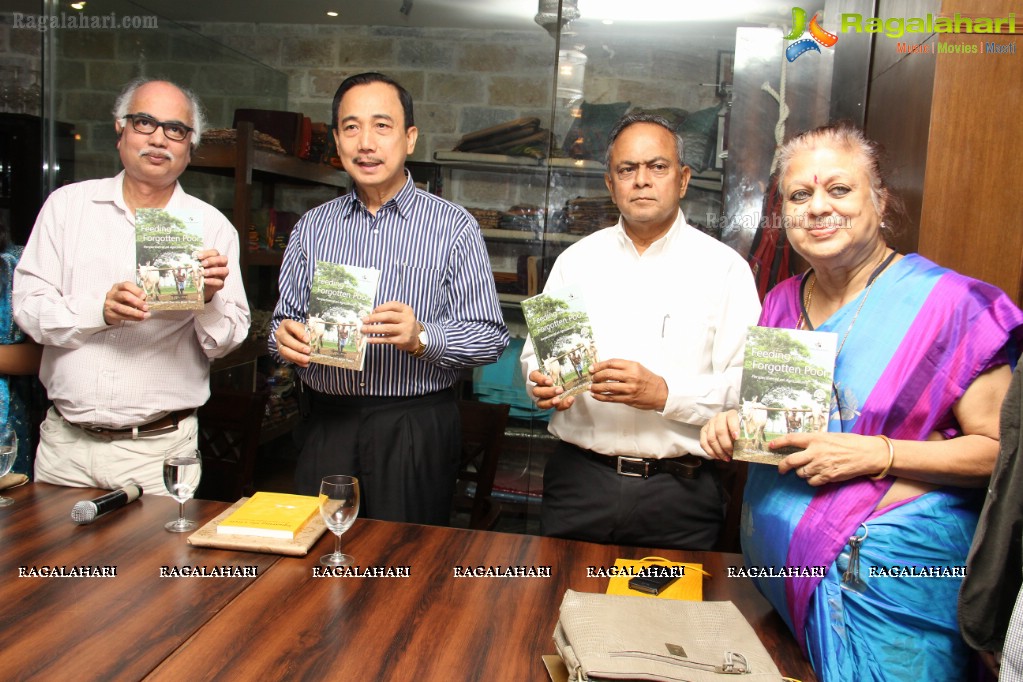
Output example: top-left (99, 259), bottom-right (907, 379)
top-left (35, 0), bottom-right (839, 533)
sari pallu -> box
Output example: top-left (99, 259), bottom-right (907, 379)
top-left (741, 254), bottom-right (1023, 681)
top-left (0, 244), bottom-right (33, 475)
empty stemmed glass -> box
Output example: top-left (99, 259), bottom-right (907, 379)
top-left (0, 428), bottom-right (17, 507)
top-left (319, 475), bottom-right (360, 566)
top-left (163, 449), bottom-right (202, 532)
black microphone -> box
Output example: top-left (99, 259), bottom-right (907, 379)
top-left (71, 484), bottom-right (143, 524)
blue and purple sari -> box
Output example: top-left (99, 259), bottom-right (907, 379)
top-left (0, 244), bottom-right (35, 476)
top-left (742, 254), bottom-right (1023, 681)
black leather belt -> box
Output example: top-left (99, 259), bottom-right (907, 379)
top-left (574, 446), bottom-right (703, 480)
top-left (59, 408), bottom-right (195, 441)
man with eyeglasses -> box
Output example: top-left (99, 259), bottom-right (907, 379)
top-left (520, 112), bottom-right (760, 550)
top-left (13, 78), bottom-right (249, 495)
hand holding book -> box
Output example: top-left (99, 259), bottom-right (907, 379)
top-left (702, 326), bottom-right (837, 466)
top-left (522, 285), bottom-right (599, 406)
top-left (194, 248), bottom-right (228, 303)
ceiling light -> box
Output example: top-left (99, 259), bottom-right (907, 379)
top-left (326, 11), bottom-right (338, 17)
top-left (535, 0), bottom-right (580, 39)
top-left (70, 2), bottom-right (86, 9)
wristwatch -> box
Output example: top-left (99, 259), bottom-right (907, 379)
top-left (410, 321), bottom-right (428, 358)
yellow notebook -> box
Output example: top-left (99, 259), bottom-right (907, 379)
top-left (605, 556), bottom-right (707, 601)
top-left (216, 492), bottom-right (323, 540)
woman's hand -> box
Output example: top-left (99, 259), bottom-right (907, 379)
top-left (773, 431), bottom-right (892, 486)
top-left (700, 410), bottom-right (740, 461)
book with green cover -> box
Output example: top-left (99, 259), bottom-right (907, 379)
top-left (733, 325), bottom-right (837, 465)
top-left (307, 260), bottom-right (380, 370)
top-left (216, 492), bottom-right (324, 540)
top-left (135, 208), bottom-right (205, 311)
top-left (521, 285), bottom-right (599, 398)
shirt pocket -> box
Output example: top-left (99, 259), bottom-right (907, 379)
top-left (396, 263), bottom-right (443, 319)
top-left (658, 309), bottom-right (714, 374)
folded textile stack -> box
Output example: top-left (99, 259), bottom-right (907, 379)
top-left (553, 589), bottom-right (781, 681)
top-left (473, 337), bottom-right (553, 421)
top-left (562, 195), bottom-right (619, 235)
top-left (465, 207), bottom-right (502, 230)
top-left (497, 204), bottom-right (544, 233)
top-left (201, 128), bottom-right (288, 155)
top-left (454, 117), bottom-right (555, 159)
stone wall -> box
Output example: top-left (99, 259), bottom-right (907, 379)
top-left (191, 22), bottom-right (728, 218)
top-left (2, 14), bottom-right (730, 223)
top-left (0, 13), bottom-right (42, 117)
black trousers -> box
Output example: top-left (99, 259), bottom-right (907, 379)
top-left (294, 388), bottom-right (460, 525)
top-left (541, 441), bottom-right (726, 551)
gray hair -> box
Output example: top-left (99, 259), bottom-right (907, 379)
top-left (603, 112), bottom-right (686, 170)
top-left (776, 121), bottom-right (905, 241)
top-left (112, 77), bottom-right (207, 149)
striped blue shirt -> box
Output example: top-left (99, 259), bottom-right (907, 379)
top-left (269, 172), bottom-right (509, 396)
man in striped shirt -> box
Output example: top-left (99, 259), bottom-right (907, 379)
top-left (271, 73), bottom-right (508, 525)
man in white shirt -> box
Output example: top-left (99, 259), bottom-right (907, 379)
top-left (521, 113), bottom-right (760, 549)
top-left (13, 78), bottom-right (250, 495)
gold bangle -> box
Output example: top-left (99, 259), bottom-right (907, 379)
top-left (870, 435), bottom-right (895, 480)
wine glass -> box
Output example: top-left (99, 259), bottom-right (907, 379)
top-left (163, 449), bottom-right (202, 532)
top-left (0, 428), bottom-right (17, 507)
top-left (319, 475), bottom-right (360, 566)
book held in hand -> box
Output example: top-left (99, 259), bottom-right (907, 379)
top-left (733, 325), bottom-right (837, 465)
top-left (521, 285), bottom-right (598, 398)
top-left (216, 492), bottom-right (324, 540)
top-left (307, 261), bottom-right (380, 370)
top-left (135, 208), bottom-right (205, 311)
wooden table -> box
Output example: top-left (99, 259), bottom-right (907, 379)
top-left (0, 483), bottom-right (815, 681)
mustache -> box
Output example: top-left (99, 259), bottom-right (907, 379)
top-left (138, 148), bottom-right (175, 161)
top-left (353, 156), bottom-right (384, 165)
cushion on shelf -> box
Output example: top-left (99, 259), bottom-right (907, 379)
top-left (562, 101), bottom-right (631, 161)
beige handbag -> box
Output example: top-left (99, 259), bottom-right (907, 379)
top-left (554, 590), bottom-right (782, 681)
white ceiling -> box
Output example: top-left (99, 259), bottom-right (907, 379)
top-left (27, 0), bottom-right (789, 32)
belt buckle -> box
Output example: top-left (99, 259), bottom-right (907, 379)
top-left (616, 456), bottom-right (649, 479)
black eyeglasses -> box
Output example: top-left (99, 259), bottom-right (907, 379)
top-left (123, 113), bottom-right (194, 142)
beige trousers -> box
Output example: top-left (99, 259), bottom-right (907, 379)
top-left (34, 407), bottom-right (198, 496)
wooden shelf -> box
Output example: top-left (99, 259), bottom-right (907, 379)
top-left (434, 150), bottom-right (723, 190)
top-left (190, 122), bottom-right (347, 444)
top-left (191, 143), bottom-right (348, 188)
top-left (434, 150), bottom-right (606, 177)
top-left (498, 292), bottom-right (527, 305)
top-left (480, 228), bottom-right (581, 245)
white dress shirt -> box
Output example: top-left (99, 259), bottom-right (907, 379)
top-left (520, 211), bottom-right (761, 458)
top-left (13, 172), bottom-right (250, 428)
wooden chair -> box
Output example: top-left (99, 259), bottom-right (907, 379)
top-left (195, 388), bottom-right (270, 502)
top-left (453, 400), bottom-right (510, 530)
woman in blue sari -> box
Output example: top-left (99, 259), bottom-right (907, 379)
top-left (701, 122), bottom-right (1023, 681)
top-left (0, 221), bottom-right (43, 477)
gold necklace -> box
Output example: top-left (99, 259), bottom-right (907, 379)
top-left (799, 249), bottom-right (894, 356)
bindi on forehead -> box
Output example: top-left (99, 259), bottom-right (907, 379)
top-left (814, 175), bottom-right (818, 185)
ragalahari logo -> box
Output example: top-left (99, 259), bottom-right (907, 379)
top-left (785, 7), bottom-right (839, 61)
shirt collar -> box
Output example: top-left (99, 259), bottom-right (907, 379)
top-left (613, 209), bottom-right (687, 255)
top-left (340, 169), bottom-right (416, 220)
top-left (96, 171), bottom-right (186, 222)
